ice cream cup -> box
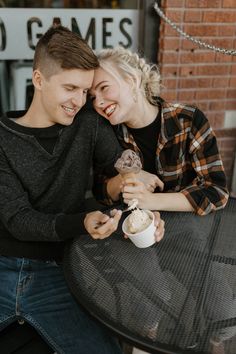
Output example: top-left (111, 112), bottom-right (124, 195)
top-left (122, 210), bottom-right (156, 248)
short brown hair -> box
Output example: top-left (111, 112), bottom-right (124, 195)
top-left (33, 25), bottom-right (98, 77)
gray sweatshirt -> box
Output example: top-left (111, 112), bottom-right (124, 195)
top-left (0, 105), bottom-right (122, 260)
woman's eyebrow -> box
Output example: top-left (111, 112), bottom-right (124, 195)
top-left (94, 80), bottom-right (108, 90)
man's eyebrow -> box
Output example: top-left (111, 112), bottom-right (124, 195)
top-left (63, 83), bottom-right (78, 88)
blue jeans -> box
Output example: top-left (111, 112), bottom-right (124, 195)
top-left (0, 256), bottom-right (122, 354)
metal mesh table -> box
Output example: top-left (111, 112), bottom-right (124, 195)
top-left (63, 197), bottom-right (236, 354)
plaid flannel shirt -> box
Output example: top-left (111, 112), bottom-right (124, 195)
top-left (114, 98), bottom-right (229, 215)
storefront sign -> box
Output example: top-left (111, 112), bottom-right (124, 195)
top-left (0, 8), bottom-right (139, 60)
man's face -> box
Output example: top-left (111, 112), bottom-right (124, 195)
top-left (35, 68), bottom-right (94, 127)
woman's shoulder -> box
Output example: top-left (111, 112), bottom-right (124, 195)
top-left (160, 98), bottom-right (209, 126)
top-left (160, 98), bottom-right (197, 117)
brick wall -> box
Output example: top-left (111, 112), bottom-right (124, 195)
top-left (156, 0), bottom-right (236, 190)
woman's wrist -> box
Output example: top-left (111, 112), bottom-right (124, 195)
top-left (150, 192), bottom-right (194, 212)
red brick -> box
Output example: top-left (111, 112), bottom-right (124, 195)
top-left (186, 0), bottom-right (221, 8)
top-left (163, 25), bottom-right (181, 37)
top-left (197, 78), bottom-right (213, 88)
top-left (179, 78), bottom-right (198, 88)
top-left (164, 0), bottom-right (185, 7)
top-left (161, 91), bottom-right (178, 101)
top-left (215, 53), bottom-right (234, 63)
top-left (221, 139), bottom-right (236, 149)
top-left (207, 113), bottom-right (225, 128)
top-left (160, 38), bottom-right (181, 51)
top-left (196, 89), bottom-right (226, 100)
top-left (209, 101), bottom-right (226, 110)
top-left (179, 66), bottom-right (198, 76)
top-left (165, 0), bottom-right (185, 7)
top-left (183, 24), bottom-right (219, 37)
top-left (231, 65), bottom-right (236, 74)
top-left (212, 78), bottom-right (230, 88)
top-left (215, 128), bottom-right (236, 138)
top-left (196, 102), bottom-right (209, 111)
top-left (184, 10), bottom-right (202, 22)
top-left (226, 89), bottom-right (236, 99)
top-left (162, 78), bottom-right (177, 89)
top-left (181, 41), bottom-right (199, 51)
top-left (160, 66), bottom-right (178, 77)
top-left (180, 51), bottom-right (215, 63)
top-left (203, 11), bottom-right (236, 22)
top-left (225, 100), bottom-right (236, 110)
top-left (161, 52), bottom-right (179, 64)
top-left (222, 0), bottom-right (236, 8)
top-left (229, 78), bottom-right (236, 87)
top-left (179, 78), bottom-right (211, 89)
top-left (165, 10), bottom-right (183, 23)
top-left (197, 65), bottom-right (229, 76)
top-left (177, 90), bottom-right (196, 101)
top-left (218, 26), bottom-right (236, 36)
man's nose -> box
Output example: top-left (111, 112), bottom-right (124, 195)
top-left (72, 92), bottom-right (84, 107)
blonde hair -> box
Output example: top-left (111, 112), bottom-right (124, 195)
top-left (97, 46), bottom-right (161, 105)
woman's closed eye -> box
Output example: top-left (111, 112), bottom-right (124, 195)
top-left (100, 85), bottom-right (108, 92)
top-left (65, 86), bottom-right (75, 92)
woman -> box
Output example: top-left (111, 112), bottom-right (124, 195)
top-left (89, 46), bottom-right (229, 215)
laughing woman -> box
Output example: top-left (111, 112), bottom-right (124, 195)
top-left (89, 46), bottom-right (229, 216)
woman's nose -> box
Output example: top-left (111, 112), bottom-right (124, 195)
top-left (98, 99), bottom-right (104, 107)
top-left (93, 95), bottom-right (104, 108)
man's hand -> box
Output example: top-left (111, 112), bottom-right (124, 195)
top-left (84, 209), bottom-right (122, 239)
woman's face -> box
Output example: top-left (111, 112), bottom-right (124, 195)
top-left (90, 66), bottom-right (135, 126)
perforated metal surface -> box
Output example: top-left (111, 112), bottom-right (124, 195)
top-left (64, 198), bottom-right (236, 354)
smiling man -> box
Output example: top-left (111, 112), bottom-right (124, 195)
top-left (0, 25), bottom-right (123, 354)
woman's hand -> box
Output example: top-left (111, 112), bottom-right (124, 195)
top-left (136, 170), bottom-right (164, 192)
top-left (122, 178), bottom-right (155, 209)
top-left (123, 211), bottom-right (165, 243)
top-left (84, 209), bottom-right (122, 239)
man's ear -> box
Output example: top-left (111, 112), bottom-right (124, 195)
top-left (32, 69), bottom-right (43, 90)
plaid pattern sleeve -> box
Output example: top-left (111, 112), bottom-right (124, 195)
top-left (180, 108), bottom-right (229, 215)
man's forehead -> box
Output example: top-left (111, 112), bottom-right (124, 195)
top-left (57, 68), bottom-right (94, 86)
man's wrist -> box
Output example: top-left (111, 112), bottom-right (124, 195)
top-left (107, 175), bottom-right (123, 201)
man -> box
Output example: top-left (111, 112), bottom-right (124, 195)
top-left (0, 25), bottom-right (124, 354)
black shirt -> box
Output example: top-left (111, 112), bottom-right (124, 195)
top-left (127, 111), bottom-right (161, 175)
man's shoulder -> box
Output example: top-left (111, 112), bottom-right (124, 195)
top-left (75, 101), bottom-right (97, 123)
top-left (75, 102), bottom-right (112, 130)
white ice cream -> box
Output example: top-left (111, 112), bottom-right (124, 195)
top-left (127, 198), bottom-right (138, 211)
top-left (127, 209), bottom-right (152, 234)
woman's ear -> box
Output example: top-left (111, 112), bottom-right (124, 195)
top-left (127, 75), bottom-right (141, 102)
top-left (32, 69), bottom-right (43, 90)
